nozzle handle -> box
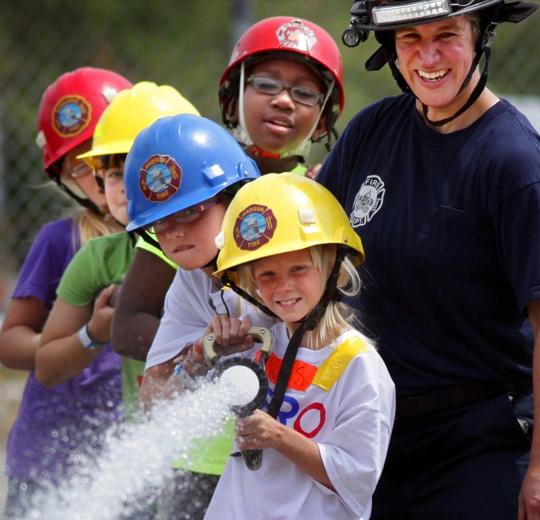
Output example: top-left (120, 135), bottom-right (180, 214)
top-left (203, 326), bottom-right (272, 366)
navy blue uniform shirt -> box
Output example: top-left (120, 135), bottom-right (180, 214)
top-left (319, 95), bottom-right (540, 396)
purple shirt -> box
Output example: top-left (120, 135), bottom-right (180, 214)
top-left (6, 218), bottom-right (122, 482)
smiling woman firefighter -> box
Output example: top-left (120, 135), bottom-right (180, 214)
top-left (317, 1), bottom-right (540, 519)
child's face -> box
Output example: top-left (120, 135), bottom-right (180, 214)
top-left (155, 199), bottom-right (228, 270)
top-left (61, 141), bottom-right (107, 213)
top-left (242, 58), bottom-right (326, 155)
top-left (100, 157), bottom-right (128, 225)
top-left (252, 248), bottom-right (324, 328)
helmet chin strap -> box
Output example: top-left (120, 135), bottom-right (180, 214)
top-left (221, 247), bottom-right (347, 419)
top-left (53, 176), bottom-right (104, 215)
top-left (233, 62), bottom-right (334, 160)
top-left (201, 251), bottom-right (220, 270)
top-left (265, 246), bottom-right (346, 419)
top-left (421, 36), bottom-right (492, 127)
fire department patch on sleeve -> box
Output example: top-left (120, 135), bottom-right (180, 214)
top-left (234, 204), bottom-right (277, 251)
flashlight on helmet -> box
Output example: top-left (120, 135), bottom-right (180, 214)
top-left (203, 327), bottom-right (272, 471)
top-left (342, 1), bottom-right (369, 47)
top-left (342, 25), bottom-right (369, 47)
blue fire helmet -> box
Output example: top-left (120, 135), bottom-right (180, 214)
top-left (125, 114), bottom-right (260, 232)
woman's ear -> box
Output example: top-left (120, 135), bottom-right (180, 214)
top-left (311, 114), bottom-right (328, 142)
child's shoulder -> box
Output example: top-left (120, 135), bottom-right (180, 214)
top-left (84, 230), bottom-right (130, 249)
top-left (333, 329), bottom-right (371, 352)
top-left (34, 217), bottom-right (76, 248)
top-left (309, 331), bottom-right (372, 391)
top-left (335, 331), bottom-right (394, 390)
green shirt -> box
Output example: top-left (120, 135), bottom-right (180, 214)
top-left (57, 232), bottom-right (144, 419)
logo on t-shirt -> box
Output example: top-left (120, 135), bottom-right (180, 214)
top-left (139, 154), bottom-right (182, 202)
top-left (350, 175), bottom-right (385, 228)
top-left (234, 204), bottom-right (277, 251)
top-left (52, 95), bottom-right (91, 137)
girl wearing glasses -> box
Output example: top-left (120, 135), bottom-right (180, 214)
top-left (218, 16), bottom-right (343, 178)
top-left (0, 68), bottom-right (132, 519)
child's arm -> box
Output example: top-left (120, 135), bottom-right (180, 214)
top-left (139, 360), bottom-right (177, 412)
top-left (140, 315), bottom-right (254, 410)
top-left (112, 247), bottom-right (176, 361)
top-left (203, 314), bottom-right (254, 354)
top-left (236, 409), bottom-right (334, 490)
top-left (35, 285), bottom-right (116, 386)
top-left (0, 297), bottom-right (48, 370)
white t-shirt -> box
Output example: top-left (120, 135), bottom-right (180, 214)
top-left (205, 323), bottom-right (396, 520)
top-left (145, 268), bottom-right (274, 370)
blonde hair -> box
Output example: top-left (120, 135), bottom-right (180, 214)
top-left (237, 244), bottom-right (374, 349)
top-left (43, 176), bottom-right (121, 249)
top-left (74, 208), bottom-right (122, 247)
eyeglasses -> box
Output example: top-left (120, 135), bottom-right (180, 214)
top-left (145, 197), bottom-right (220, 233)
top-left (246, 75), bottom-right (324, 107)
top-left (67, 162), bottom-right (94, 179)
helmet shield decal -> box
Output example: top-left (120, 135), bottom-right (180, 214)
top-left (234, 204), bottom-right (277, 251)
top-left (139, 154), bottom-right (182, 202)
top-left (52, 95), bottom-right (91, 137)
top-left (276, 20), bottom-right (317, 51)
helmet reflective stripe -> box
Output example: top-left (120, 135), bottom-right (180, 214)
top-left (345, 0), bottom-right (534, 32)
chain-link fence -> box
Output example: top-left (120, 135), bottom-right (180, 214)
top-left (1, 0), bottom-right (539, 288)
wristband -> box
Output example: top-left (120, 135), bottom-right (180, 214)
top-left (78, 324), bottom-right (104, 350)
top-left (174, 362), bottom-right (200, 391)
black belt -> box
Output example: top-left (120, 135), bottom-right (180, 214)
top-left (396, 381), bottom-right (511, 419)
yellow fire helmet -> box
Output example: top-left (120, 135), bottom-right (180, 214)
top-left (78, 81), bottom-right (199, 163)
top-left (214, 172), bottom-right (365, 281)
